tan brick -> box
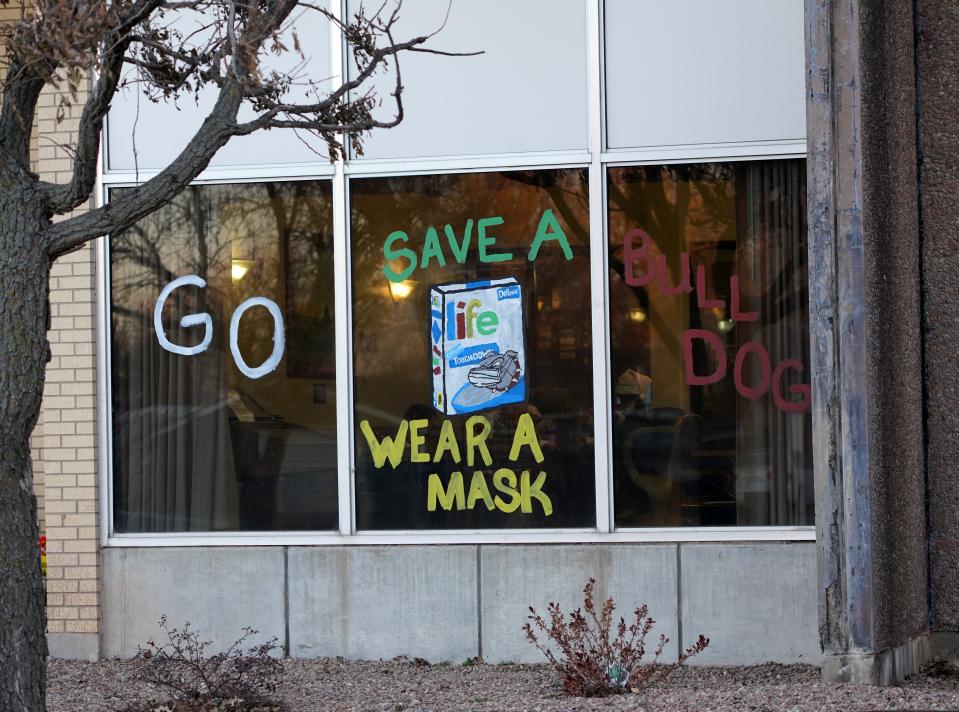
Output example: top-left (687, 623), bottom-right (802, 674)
top-left (62, 460), bottom-right (96, 474)
top-left (62, 487), bottom-right (96, 501)
top-left (63, 566), bottom-right (98, 580)
top-left (71, 261), bottom-right (93, 277)
top-left (47, 579), bottom-right (80, 593)
top-left (78, 580), bottom-right (99, 593)
top-left (42, 396), bottom-right (75, 410)
top-left (78, 607), bottom-right (99, 620)
top-left (57, 276), bottom-right (93, 291)
top-left (62, 409), bottom-right (93, 422)
top-left (45, 448), bottom-right (79, 462)
top-left (47, 620), bottom-right (65, 634)
top-left (60, 433), bottom-right (94, 447)
top-left (64, 593), bottom-right (98, 607)
top-left (74, 474), bottom-right (96, 488)
top-left (63, 539), bottom-right (97, 553)
top-left (49, 289), bottom-right (75, 304)
top-left (63, 513), bottom-right (96, 527)
top-left (47, 607), bottom-right (78, 621)
top-left (59, 329), bottom-right (92, 344)
top-left (42, 158), bottom-right (72, 173)
top-left (65, 356), bottom-right (95, 370)
top-left (59, 382), bottom-right (94, 398)
top-left (77, 553), bottom-right (98, 567)
top-left (46, 498), bottom-right (77, 516)
top-left (72, 395), bottom-right (95, 409)
top-left (43, 422), bottom-right (76, 435)
top-left (46, 552), bottom-right (79, 567)
top-left (44, 475), bottom-right (76, 490)
top-left (57, 303), bottom-right (91, 317)
top-left (65, 619), bottom-right (98, 633)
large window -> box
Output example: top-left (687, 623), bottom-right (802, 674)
top-left (110, 182), bottom-right (337, 532)
top-left (350, 170), bottom-right (595, 529)
top-left (104, 1), bottom-right (812, 540)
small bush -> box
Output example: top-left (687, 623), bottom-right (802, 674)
top-left (523, 578), bottom-right (709, 697)
top-left (120, 616), bottom-right (287, 712)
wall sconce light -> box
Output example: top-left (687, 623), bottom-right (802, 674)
top-left (389, 280), bottom-right (415, 300)
top-left (231, 260), bottom-right (254, 282)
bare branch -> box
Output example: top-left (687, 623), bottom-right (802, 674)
top-left (35, 0), bottom-right (481, 256)
top-left (42, 36), bottom-right (133, 212)
top-left (45, 0), bottom-right (303, 255)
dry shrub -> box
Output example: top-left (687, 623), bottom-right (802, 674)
top-left (523, 578), bottom-right (709, 697)
top-left (119, 616), bottom-right (287, 712)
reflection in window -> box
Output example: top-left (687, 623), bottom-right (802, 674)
top-left (110, 182), bottom-right (337, 532)
top-left (351, 170), bottom-right (595, 529)
top-left (607, 161), bottom-right (813, 527)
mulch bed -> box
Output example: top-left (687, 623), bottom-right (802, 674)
top-left (48, 657), bottom-right (959, 711)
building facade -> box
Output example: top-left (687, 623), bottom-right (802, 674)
top-left (10, 0), bottom-right (956, 683)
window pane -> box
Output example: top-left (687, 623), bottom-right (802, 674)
top-left (107, 8), bottom-right (331, 170)
top-left (346, 0), bottom-right (588, 160)
top-left (351, 170), bottom-right (595, 529)
top-left (111, 182), bottom-right (337, 532)
top-left (604, 0), bottom-right (806, 149)
top-left (607, 161), bottom-right (813, 527)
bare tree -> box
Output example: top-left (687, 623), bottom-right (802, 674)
top-left (0, 0), bottom-right (472, 707)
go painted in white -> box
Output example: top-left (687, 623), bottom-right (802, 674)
top-left (153, 275), bottom-right (284, 379)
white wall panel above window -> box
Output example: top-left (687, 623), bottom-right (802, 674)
top-left (106, 9), bottom-right (332, 172)
top-left (604, 0), bottom-right (806, 150)
top-left (346, 0), bottom-right (589, 161)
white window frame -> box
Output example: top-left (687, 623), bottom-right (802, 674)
top-left (96, 0), bottom-right (813, 547)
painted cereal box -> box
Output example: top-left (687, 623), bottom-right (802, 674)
top-left (429, 278), bottom-right (526, 415)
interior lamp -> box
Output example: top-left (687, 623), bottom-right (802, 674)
top-left (628, 307), bottom-right (647, 323)
top-left (231, 260), bottom-right (254, 282)
top-left (389, 280), bottom-right (415, 300)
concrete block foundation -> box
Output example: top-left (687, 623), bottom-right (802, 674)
top-left (97, 542), bottom-right (820, 666)
top-left (480, 544), bottom-right (678, 663)
top-left (101, 547), bottom-right (285, 657)
top-left (288, 545), bottom-right (478, 662)
top-left (681, 544), bottom-right (820, 665)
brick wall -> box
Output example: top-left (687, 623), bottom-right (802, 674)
top-left (34, 74), bottom-right (101, 653)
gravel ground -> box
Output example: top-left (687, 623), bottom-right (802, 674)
top-left (48, 657), bottom-right (959, 712)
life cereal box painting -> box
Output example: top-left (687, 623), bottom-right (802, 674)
top-left (429, 278), bottom-right (526, 415)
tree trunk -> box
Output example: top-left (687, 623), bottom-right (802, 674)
top-left (0, 184), bottom-right (51, 712)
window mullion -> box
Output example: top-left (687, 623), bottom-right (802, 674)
top-left (331, 0), bottom-right (354, 537)
top-left (587, 0), bottom-right (612, 533)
